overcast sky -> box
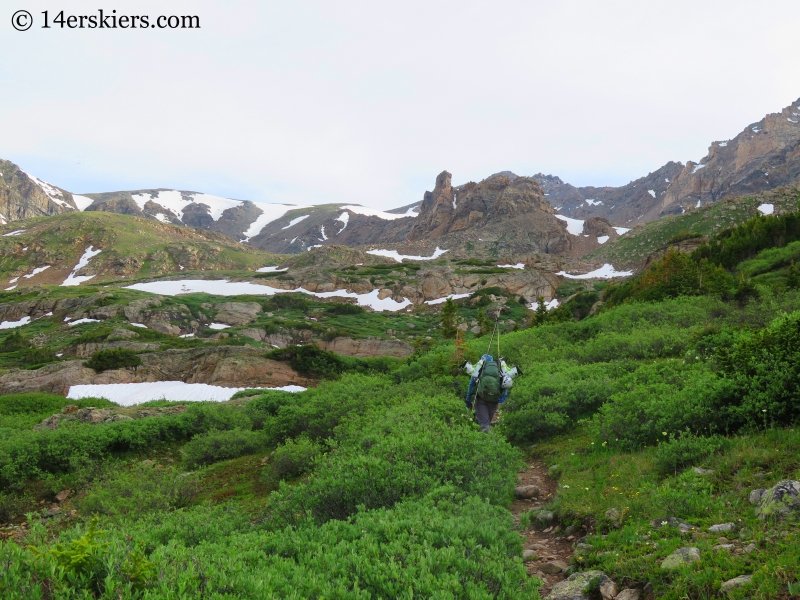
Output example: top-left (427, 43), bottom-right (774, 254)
top-left (2, 0), bottom-right (799, 208)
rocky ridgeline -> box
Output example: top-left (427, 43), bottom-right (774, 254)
top-left (0, 159), bottom-right (78, 224)
top-left (537, 98), bottom-right (800, 226)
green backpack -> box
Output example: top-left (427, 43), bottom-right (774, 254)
top-left (476, 359), bottom-right (502, 403)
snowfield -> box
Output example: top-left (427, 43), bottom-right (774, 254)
top-left (425, 293), bottom-right (471, 305)
top-left (556, 264), bottom-right (633, 279)
top-left (366, 247), bottom-right (449, 262)
top-left (340, 205), bottom-right (418, 221)
top-left (66, 382), bottom-right (306, 406)
top-left (125, 279), bottom-right (413, 312)
top-left (555, 215), bottom-right (585, 236)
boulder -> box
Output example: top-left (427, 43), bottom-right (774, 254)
top-left (522, 550), bottom-right (537, 562)
top-left (749, 489), bottom-right (767, 505)
top-left (149, 321), bottom-right (181, 336)
top-left (720, 575), bottom-right (752, 594)
top-left (692, 467), bottom-right (713, 475)
top-left (214, 302), bottom-right (262, 326)
top-left (743, 543), bottom-right (757, 554)
top-left (515, 485), bottom-right (541, 499)
top-left (547, 571), bottom-right (616, 600)
top-left (540, 560), bottom-right (569, 575)
top-left (755, 480), bottom-right (800, 519)
top-left (708, 522), bottom-right (735, 533)
top-left (605, 507), bottom-right (621, 527)
top-left (615, 590), bottom-right (641, 600)
top-left (713, 544), bottom-right (735, 552)
top-left (54, 490), bottom-right (71, 503)
top-left (661, 547), bottom-right (701, 570)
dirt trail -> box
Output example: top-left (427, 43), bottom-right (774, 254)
top-left (511, 459), bottom-right (581, 598)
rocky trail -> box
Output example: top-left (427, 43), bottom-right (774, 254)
top-left (511, 459), bottom-right (578, 597)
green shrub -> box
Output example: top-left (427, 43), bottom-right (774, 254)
top-left (265, 435), bottom-right (321, 483)
top-left (76, 463), bottom-right (199, 517)
top-left (653, 432), bottom-right (728, 477)
top-left (324, 302), bottom-right (364, 315)
top-left (0, 330), bottom-right (30, 353)
top-left (182, 429), bottom-right (265, 468)
top-left (266, 293), bottom-right (308, 310)
top-left (712, 310), bottom-right (800, 429)
top-left (21, 347), bottom-right (58, 367)
top-left (268, 413), bottom-right (522, 526)
top-left (84, 349), bottom-right (142, 373)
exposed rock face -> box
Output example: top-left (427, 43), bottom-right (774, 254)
top-left (535, 163), bottom-right (684, 227)
top-left (214, 302), bottom-right (262, 326)
top-left (537, 98), bottom-right (800, 226)
top-left (658, 99), bottom-right (800, 217)
top-left (0, 159), bottom-right (78, 224)
top-left (0, 346), bottom-right (313, 396)
top-left (316, 337), bottom-right (413, 358)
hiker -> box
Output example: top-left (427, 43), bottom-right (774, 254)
top-left (462, 355), bottom-right (521, 433)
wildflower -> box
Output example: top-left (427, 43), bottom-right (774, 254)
top-left (762, 409), bottom-right (767, 413)
top-left (662, 432), bottom-right (667, 436)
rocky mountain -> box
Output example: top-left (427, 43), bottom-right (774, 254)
top-left (536, 97), bottom-right (800, 226)
top-left (0, 159), bottom-right (89, 224)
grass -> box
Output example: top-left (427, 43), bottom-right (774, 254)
top-left (527, 426), bottom-right (800, 599)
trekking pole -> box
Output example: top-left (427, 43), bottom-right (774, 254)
top-left (484, 312), bottom-right (501, 358)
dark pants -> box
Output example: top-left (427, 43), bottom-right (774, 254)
top-left (475, 396), bottom-right (499, 433)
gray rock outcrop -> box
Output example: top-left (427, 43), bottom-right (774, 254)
top-left (754, 479), bottom-right (800, 519)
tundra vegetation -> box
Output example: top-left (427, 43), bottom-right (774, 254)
top-left (1, 209), bottom-right (800, 598)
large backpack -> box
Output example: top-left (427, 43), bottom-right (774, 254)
top-left (476, 358), bottom-right (502, 403)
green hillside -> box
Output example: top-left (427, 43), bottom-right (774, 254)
top-left (590, 182), bottom-right (800, 268)
top-left (0, 211), bottom-right (284, 287)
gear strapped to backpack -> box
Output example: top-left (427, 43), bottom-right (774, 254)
top-left (475, 357), bottom-right (502, 403)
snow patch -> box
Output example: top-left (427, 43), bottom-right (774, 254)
top-left (23, 266), bottom-right (51, 279)
top-left (597, 235), bottom-right (609, 244)
top-left (67, 318), bottom-right (101, 326)
top-left (530, 299), bottom-right (559, 311)
top-left (340, 205), bottom-right (417, 221)
top-left (66, 381), bottom-right (306, 406)
top-left (692, 162), bottom-right (706, 172)
top-left (757, 203), bottom-right (774, 215)
top-left (585, 199), bottom-right (603, 206)
top-left (719, 141), bottom-right (728, 147)
top-left (335, 212), bottom-right (349, 234)
top-left (648, 190), bottom-right (656, 198)
top-left (556, 264), bottom-right (633, 279)
top-left (208, 323), bottom-right (231, 330)
top-left (257, 266), bottom-right (288, 273)
top-left (72, 195), bottom-right (95, 211)
top-left (2, 230), bottom-right (25, 237)
top-left (788, 118), bottom-right (798, 124)
top-left (124, 280), bottom-right (413, 312)
top-left (21, 171), bottom-right (70, 207)
top-left (61, 246), bottom-right (102, 286)
top-left (613, 227), bottom-right (631, 235)
top-left (555, 214), bottom-right (585, 236)
top-left (130, 323), bottom-right (148, 328)
top-left (425, 293), bottom-right (471, 305)
top-left (0, 316), bottom-right (31, 329)
top-left (319, 225), bottom-right (327, 241)
top-left (497, 263), bottom-right (525, 270)
top-left (281, 215), bottom-right (309, 230)
top-left (366, 247), bottom-right (449, 262)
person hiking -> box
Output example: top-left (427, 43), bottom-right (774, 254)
top-left (461, 354), bottom-right (521, 433)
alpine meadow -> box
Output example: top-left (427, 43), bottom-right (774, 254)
top-left (3, 6), bottom-right (800, 597)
